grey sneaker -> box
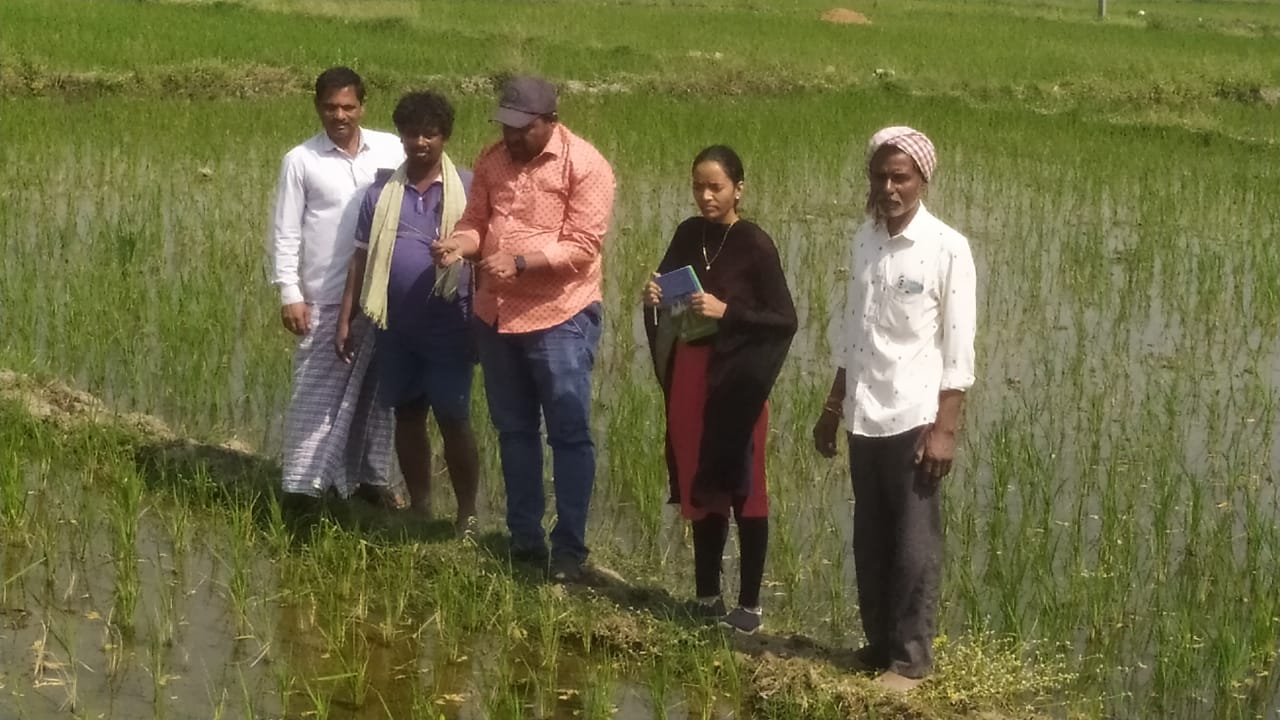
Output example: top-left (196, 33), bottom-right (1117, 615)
top-left (718, 606), bottom-right (763, 635)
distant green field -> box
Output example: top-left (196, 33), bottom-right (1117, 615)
top-left (2, 1), bottom-right (1280, 718)
top-left (3, 0), bottom-right (1278, 140)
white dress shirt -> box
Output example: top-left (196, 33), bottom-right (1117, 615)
top-left (828, 204), bottom-right (977, 437)
top-left (269, 128), bottom-right (404, 306)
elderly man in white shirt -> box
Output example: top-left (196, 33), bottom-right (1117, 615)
top-left (813, 126), bottom-right (977, 692)
top-left (269, 66), bottom-right (405, 500)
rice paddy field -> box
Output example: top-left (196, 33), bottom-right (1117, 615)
top-left (2, 0), bottom-right (1280, 717)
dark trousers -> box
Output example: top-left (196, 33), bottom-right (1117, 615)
top-left (848, 427), bottom-right (942, 678)
top-left (692, 511), bottom-right (769, 608)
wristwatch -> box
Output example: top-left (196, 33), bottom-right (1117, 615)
top-left (514, 255), bottom-right (527, 276)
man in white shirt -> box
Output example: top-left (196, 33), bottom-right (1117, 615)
top-left (268, 66), bottom-right (405, 500)
top-left (812, 126), bottom-right (977, 692)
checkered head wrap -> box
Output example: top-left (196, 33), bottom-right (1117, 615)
top-left (867, 126), bottom-right (937, 181)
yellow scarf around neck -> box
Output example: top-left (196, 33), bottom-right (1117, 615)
top-left (360, 152), bottom-right (467, 329)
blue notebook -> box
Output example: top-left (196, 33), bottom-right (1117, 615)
top-left (655, 265), bottom-right (703, 308)
top-left (655, 265), bottom-right (718, 341)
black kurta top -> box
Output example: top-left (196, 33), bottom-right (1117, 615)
top-left (644, 217), bottom-right (798, 507)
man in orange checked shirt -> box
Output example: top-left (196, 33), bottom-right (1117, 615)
top-left (433, 76), bottom-right (616, 583)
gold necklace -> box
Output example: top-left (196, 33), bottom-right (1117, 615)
top-left (701, 220), bottom-right (736, 270)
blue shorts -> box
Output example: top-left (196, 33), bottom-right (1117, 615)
top-left (374, 331), bottom-right (475, 421)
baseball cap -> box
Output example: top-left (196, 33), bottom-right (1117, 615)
top-left (492, 76), bottom-right (558, 128)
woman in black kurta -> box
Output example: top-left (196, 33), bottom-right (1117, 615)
top-left (643, 145), bottom-right (797, 634)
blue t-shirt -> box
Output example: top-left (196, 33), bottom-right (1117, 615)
top-left (355, 168), bottom-right (474, 355)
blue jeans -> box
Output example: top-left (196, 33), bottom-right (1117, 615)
top-left (475, 303), bottom-right (602, 563)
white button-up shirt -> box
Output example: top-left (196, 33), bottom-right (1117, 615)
top-left (828, 204), bottom-right (977, 437)
top-left (268, 129), bottom-right (404, 306)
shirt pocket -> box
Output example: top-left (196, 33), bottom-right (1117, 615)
top-left (876, 274), bottom-right (932, 338)
top-left (522, 173), bottom-right (568, 231)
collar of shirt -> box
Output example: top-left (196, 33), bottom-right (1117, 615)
top-left (538, 124), bottom-right (569, 161)
top-left (403, 176), bottom-right (443, 215)
top-left (888, 203), bottom-right (941, 245)
top-left (399, 174), bottom-right (443, 191)
top-left (319, 128), bottom-right (373, 156)
top-left (514, 123), bottom-right (569, 168)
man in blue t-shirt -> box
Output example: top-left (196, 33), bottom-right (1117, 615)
top-left (336, 91), bottom-right (479, 536)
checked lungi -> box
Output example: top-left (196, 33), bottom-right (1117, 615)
top-left (281, 303), bottom-right (394, 498)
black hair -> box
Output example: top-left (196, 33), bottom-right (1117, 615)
top-left (392, 91), bottom-right (455, 139)
top-left (692, 145), bottom-right (745, 185)
top-left (314, 66), bottom-right (365, 105)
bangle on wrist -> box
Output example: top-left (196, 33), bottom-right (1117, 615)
top-left (823, 403), bottom-right (842, 416)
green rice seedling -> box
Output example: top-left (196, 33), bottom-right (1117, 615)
top-left (160, 490), bottom-right (194, 559)
top-left (679, 646), bottom-right (727, 720)
top-left (480, 653), bottom-right (527, 719)
top-left (372, 545), bottom-right (418, 644)
top-left (569, 649), bottom-right (619, 720)
top-left (299, 677), bottom-right (333, 720)
top-left (151, 546), bottom-right (178, 650)
top-left (645, 654), bottom-right (673, 720)
top-left (96, 451), bottom-right (147, 635)
top-left (1, 554), bottom-right (40, 608)
top-left (65, 487), bottom-right (96, 573)
top-left (146, 616), bottom-right (173, 720)
top-left (269, 660), bottom-right (297, 719)
top-left (222, 496), bottom-right (258, 633)
top-left (332, 632), bottom-right (374, 710)
top-left (28, 488), bottom-right (60, 603)
top-left (262, 490), bottom-right (290, 555)
top-left (108, 536), bottom-right (139, 635)
top-left (0, 451), bottom-right (29, 543)
top-left (533, 586), bottom-right (566, 671)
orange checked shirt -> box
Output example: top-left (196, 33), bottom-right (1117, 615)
top-left (453, 123), bottom-right (616, 333)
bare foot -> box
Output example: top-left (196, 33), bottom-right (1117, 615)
top-left (874, 670), bottom-right (925, 693)
top-left (454, 515), bottom-right (479, 540)
top-left (408, 500), bottom-right (433, 521)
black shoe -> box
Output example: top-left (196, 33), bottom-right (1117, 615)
top-left (510, 543), bottom-right (549, 570)
top-left (718, 606), bottom-right (763, 635)
top-left (687, 596), bottom-right (727, 622)
top-left (549, 555), bottom-right (587, 584)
